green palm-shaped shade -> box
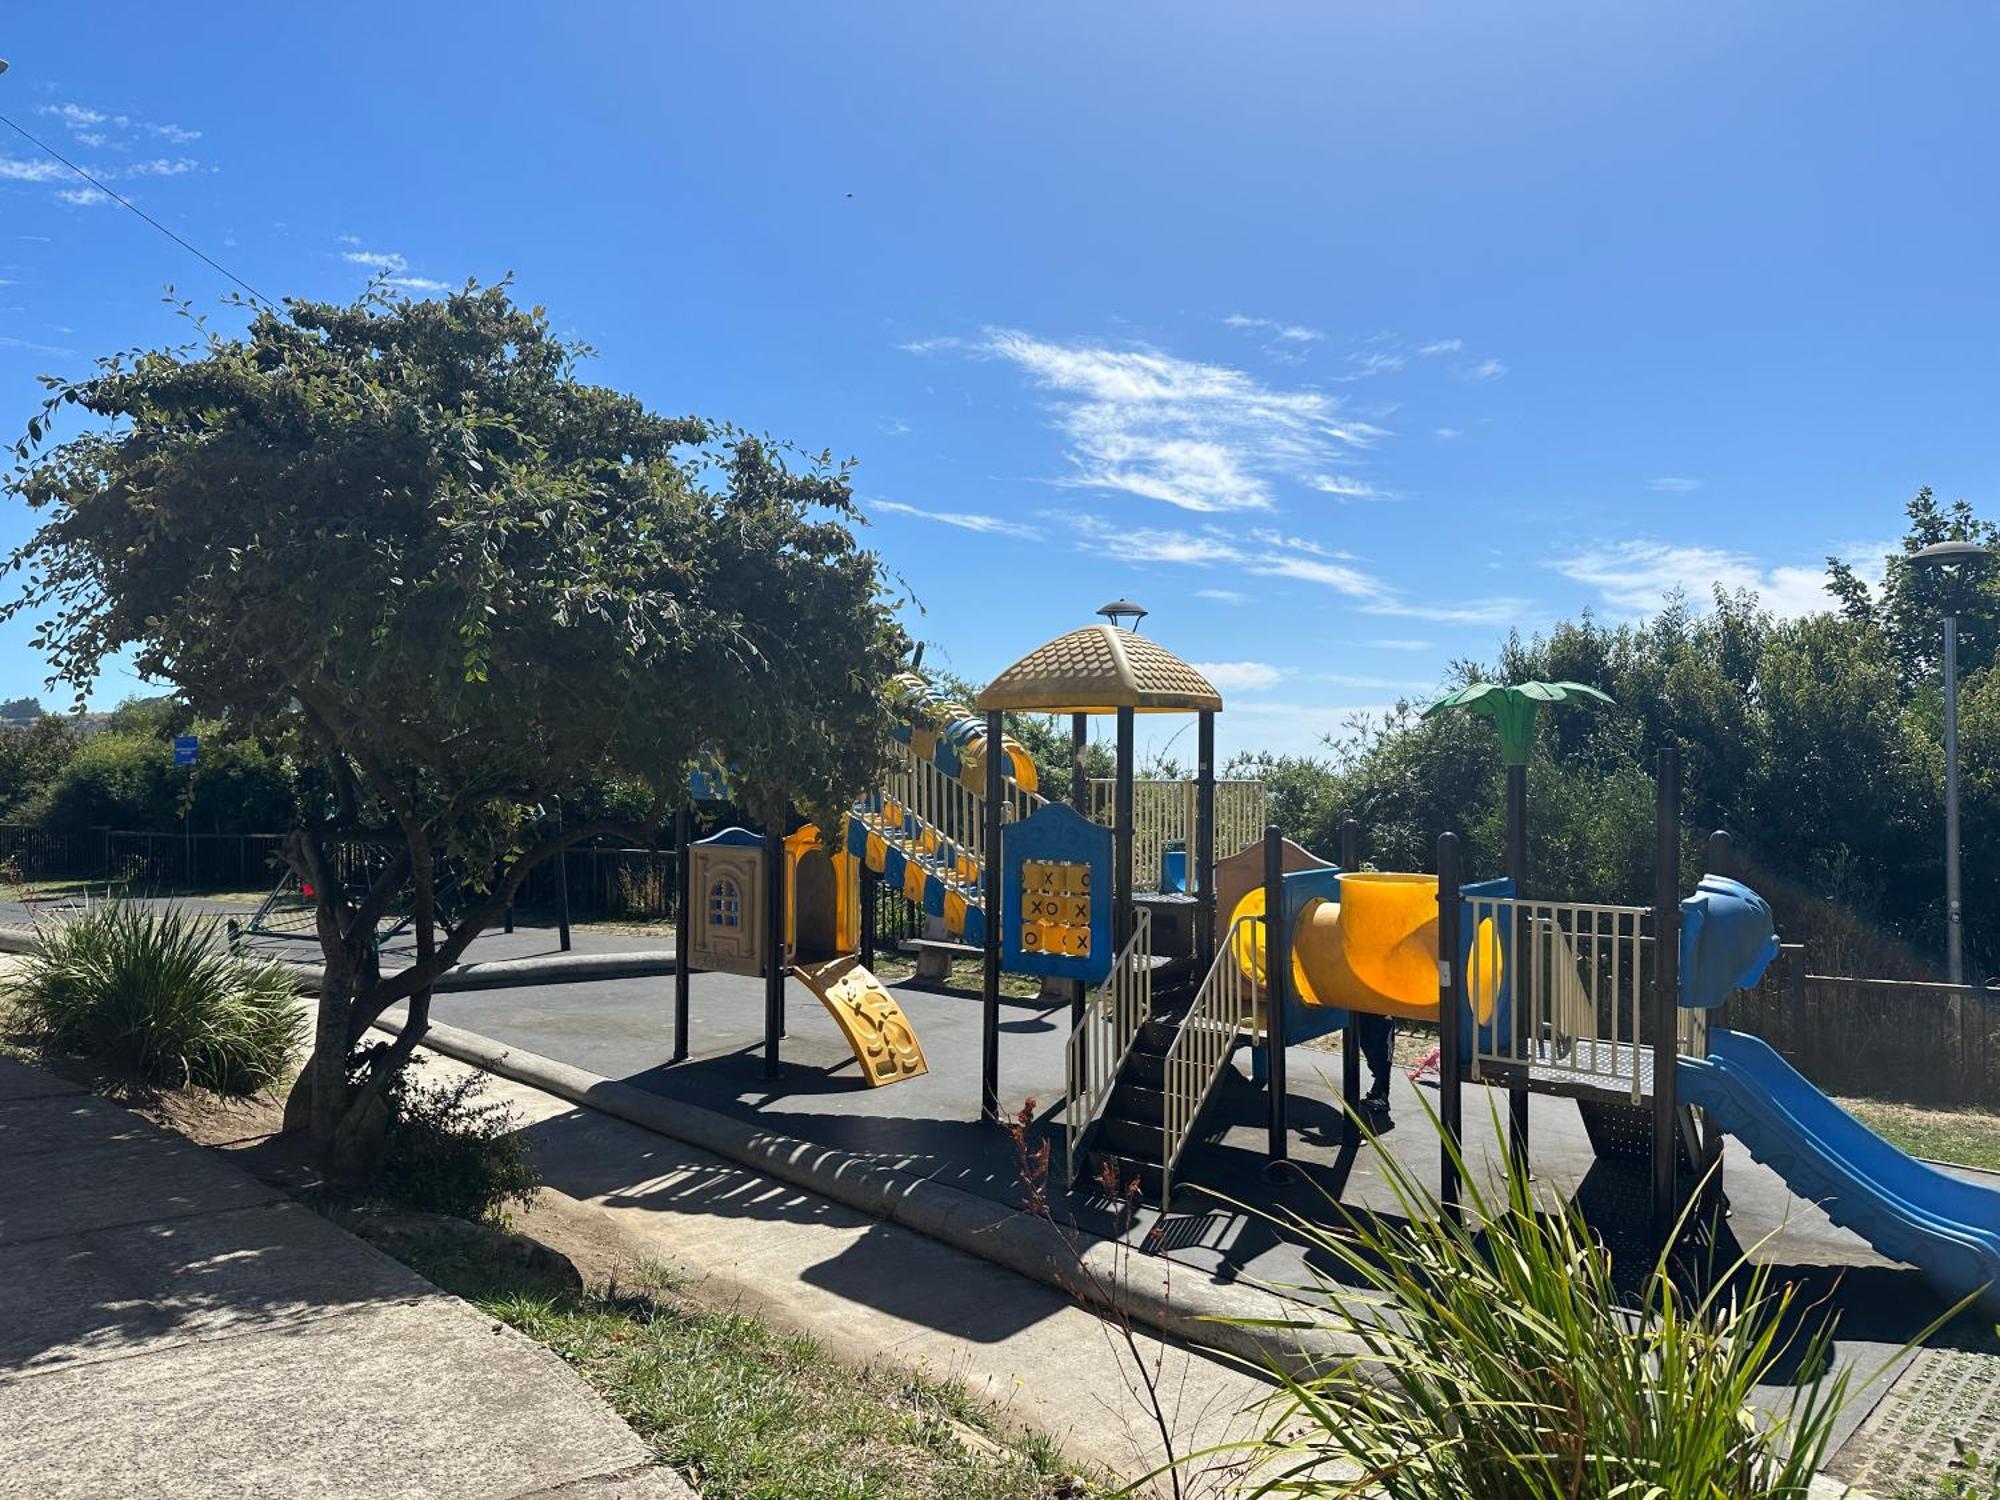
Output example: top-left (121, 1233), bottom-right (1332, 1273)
top-left (1423, 680), bottom-right (1615, 766)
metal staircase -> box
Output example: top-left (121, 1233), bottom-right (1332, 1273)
top-left (1067, 916), bottom-right (1257, 1204)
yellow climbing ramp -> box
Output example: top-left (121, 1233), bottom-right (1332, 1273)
top-left (791, 956), bottom-right (930, 1087)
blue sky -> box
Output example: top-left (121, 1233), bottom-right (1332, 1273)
top-left (2, 5), bottom-right (1995, 760)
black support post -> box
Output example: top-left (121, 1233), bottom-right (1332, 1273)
top-left (981, 710), bottom-right (1005, 1121)
top-left (554, 799), bottom-right (573, 954)
top-left (672, 806), bottom-right (691, 1063)
top-left (1437, 831), bottom-right (1464, 1223)
top-left (859, 863), bottom-right (878, 971)
top-left (1069, 713), bottom-right (1089, 816)
top-left (1651, 745), bottom-right (1682, 1246)
top-left (1263, 824), bottom-right (1290, 1175)
top-left (1505, 762), bottom-right (1529, 1178)
top-left (1195, 711), bottom-right (1217, 971)
top-left (1339, 818), bottom-right (1362, 1119)
top-left (763, 826), bottom-right (785, 1081)
top-left (1114, 708), bottom-right (1135, 949)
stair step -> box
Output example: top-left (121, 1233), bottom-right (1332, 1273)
top-left (1106, 1084), bottom-right (1166, 1126)
top-left (1085, 1151), bottom-right (1164, 1199)
top-left (1096, 1115), bottom-right (1166, 1163)
top-left (1121, 1051), bottom-right (1166, 1089)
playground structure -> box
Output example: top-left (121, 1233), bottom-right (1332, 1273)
top-left (663, 609), bottom-right (2000, 1317)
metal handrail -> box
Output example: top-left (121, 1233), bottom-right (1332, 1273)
top-left (1464, 894), bottom-right (1720, 1103)
top-left (1160, 917), bottom-right (1261, 1206)
top-left (1065, 907), bottom-right (1154, 1183)
top-left (861, 738), bottom-right (1043, 900)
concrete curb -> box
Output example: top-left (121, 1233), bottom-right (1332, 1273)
top-left (375, 1014), bottom-right (1368, 1382)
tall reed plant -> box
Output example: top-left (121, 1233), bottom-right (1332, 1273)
top-left (14, 902), bottom-right (302, 1094)
top-left (1231, 1100), bottom-right (1877, 1498)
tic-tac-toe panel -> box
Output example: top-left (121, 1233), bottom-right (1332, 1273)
top-left (1001, 802), bottom-right (1112, 985)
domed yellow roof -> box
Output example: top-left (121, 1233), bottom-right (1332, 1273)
top-left (975, 624), bottom-right (1222, 714)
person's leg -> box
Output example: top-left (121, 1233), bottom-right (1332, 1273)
top-left (1358, 1013), bottom-right (1392, 1104)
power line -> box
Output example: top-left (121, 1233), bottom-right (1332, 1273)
top-left (0, 107), bottom-right (272, 305)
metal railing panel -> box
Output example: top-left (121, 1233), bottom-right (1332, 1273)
top-left (1064, 907), bottom-right (1153, 1182)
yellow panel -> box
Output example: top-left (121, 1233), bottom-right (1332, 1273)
top-left (792, 958), bottom-right (929, 1088)
top-left (902, 860), bottom-right (929, 905)
top-left (911, 727), bottom-right (938, 762)
top-left (943, 889), bottom-right (968, 937)
top-left (864, 831), bottom-right (887, 874)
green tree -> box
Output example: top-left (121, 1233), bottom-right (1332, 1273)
top-left (0, 713), bottom-right (79, 817)
top-left (1829, 487), bottom-right (1999, 683)
top-left (6, 285), bottom-right (907, 1168)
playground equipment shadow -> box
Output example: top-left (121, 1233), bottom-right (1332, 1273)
top-left (400, 962), bottom-right (2000, 1456)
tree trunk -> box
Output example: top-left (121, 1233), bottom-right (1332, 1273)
top-left (283, 963), bottom-right (357, 1142)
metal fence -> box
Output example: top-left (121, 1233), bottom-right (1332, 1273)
top-left (1728, 944), bottom-right (2000, 1108)
top-left (1086, 778), bottom-right (1269, 891)
top-left (0, 824), bottom-right (680, 924)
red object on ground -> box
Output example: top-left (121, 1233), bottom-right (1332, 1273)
top-left (301, 882), bottom-right (316, 899)
top-left (1408, 1045), bottom-right (1442, 1085)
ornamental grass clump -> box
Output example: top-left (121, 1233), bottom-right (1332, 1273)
top-left (1236, 1102), bottom-right (1863, 1499)
top-left (14, 902), bottom-right (301, 1094)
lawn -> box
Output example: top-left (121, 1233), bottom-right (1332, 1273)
top-left (375, 1220), bottom-right (1097, 1500)
top-left (1838, 1097), bottom-right (2000, 1174)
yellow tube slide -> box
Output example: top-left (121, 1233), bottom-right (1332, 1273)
top-left (1233, 871), bottom-right (1501, 1025)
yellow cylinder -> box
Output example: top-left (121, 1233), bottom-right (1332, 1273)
top-left (1233, 871), bottom-right (1504, 1025)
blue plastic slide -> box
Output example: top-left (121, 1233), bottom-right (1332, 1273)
top-left (1679, 1029), bottom-right (2000, 1316)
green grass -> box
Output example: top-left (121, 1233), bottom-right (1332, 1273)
top-left (379, 1221), bottom-right (1098, 1500)
top-left (1841, 1098), bottom-right (2000, 1173)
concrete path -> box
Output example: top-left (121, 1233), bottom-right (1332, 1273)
top-left (0, 1054), bottom-right (688, 1500)
top-left (398, 1042), bottom-right (1281, 1490)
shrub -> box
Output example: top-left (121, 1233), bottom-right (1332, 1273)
top-left (13, 902), bottom-right (301, 1093)
top-left (369, 1062), bottom-right (540, 1222)
top-left (1232, 1102), bottom-right (1869, 1498)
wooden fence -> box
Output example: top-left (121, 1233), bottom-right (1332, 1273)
top-left (1726, 944), bottom-right (2000, 1108)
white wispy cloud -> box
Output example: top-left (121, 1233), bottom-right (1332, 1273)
top-left (871, 498), bottom-right (1040, 541)
top-left (1368, 638), bottom-right (1432, 651)
top-left (55, 188), bottom-right (109, 208)
top-left (1194, 588), bottom-right (1249, 604)
top-left (1191, 660), bottom-right (1286, 691)
top-left (1223, 314), bottom-right (1323, 343)
top-left (1418, 339), bottom-right (1463, 355)
top-left (1550, 539), bottom-right (1843, 618)
top-left (1065, 514), bottom-right (1527, 623)
top-left (1459, 358), bottom-right (1508, 382)
top-left (341, 247), bottom-right (410, 272)
top-left (1309, 670), bottom-right (1437, 691)
top-left (125, 158), bottom-right (200, 178)
top-left (925, 329), bottom-right (1382, 514)
top-left (1342, 349), bottom-right (1407, 379)
top-left (1646, 476), bottom-right (1702, 493)
top-left (0, 333), bottom-right (77, 357)
top-left (1308, 474), bottom-right (1390, 501)
top-left (0, 159), bottom-right (69, 184)
top-left (1434, 427), bottom-right (1463, 441)
top-left (385, 275), bottom-right (453, 293)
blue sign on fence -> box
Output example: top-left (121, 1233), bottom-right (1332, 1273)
top-left (173, 736), bottom-right (199, 768)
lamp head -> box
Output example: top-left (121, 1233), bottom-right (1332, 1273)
top-left (1096, 598), bottom-right (1147, 632)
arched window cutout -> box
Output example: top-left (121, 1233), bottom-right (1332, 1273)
top-left (708, 878), bottom-right (742, 929)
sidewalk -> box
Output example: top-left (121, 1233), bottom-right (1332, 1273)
top-left (0, 1053), bottom-right (688, 1500)
top-left (395, 1041), bottom-right (1281, 1488)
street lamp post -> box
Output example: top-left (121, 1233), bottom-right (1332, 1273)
top-left (1911, 539), bottom-right (1992, 984)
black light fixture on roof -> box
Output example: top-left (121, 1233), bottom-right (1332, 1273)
top-left (1097, 598), bottom-right (1147, 632)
